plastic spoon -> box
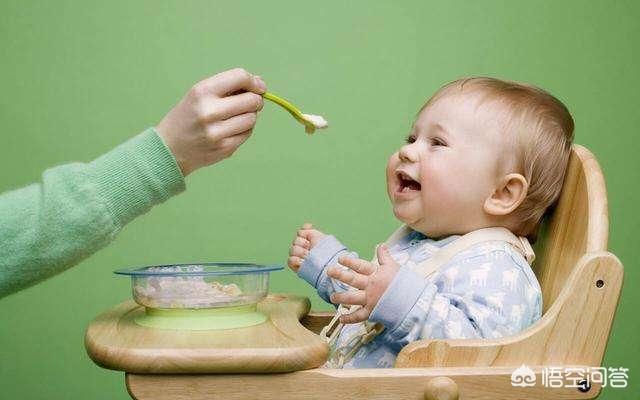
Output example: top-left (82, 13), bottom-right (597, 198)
top-left (262, 92), bottom-right (328, 134)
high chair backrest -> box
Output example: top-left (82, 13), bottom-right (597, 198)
top-left (531, 144), bottom-right (608, 314)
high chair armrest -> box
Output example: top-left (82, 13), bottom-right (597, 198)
top-left (395, 252), bottom-right (623, 369)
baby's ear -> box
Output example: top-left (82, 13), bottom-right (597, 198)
top-left (483, 173), bottom-right (528, 216)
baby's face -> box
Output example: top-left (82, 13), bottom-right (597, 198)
top-left (386, 91), bottom-right (508, 237)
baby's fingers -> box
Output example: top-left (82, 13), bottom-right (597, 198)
top-left (293, 236), bottom-right (310, 250)
top-left (297, 228), bottom-right (310, 240)
top-left (376, 244), bottom-right (394, 266)
top-left (340, 306), bottom-right (370, 324)
top-left (330, 291), bottom-right (366, 306)
top-left (338, 256), bottom-right (376, 276)
top-left (289, 245), bottom-right (308, 258)
top-left (288, 256), bottom-right (302, 272)
top-left (327, 265), bottom-right (368, 290)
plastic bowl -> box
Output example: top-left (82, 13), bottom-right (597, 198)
top-left (114, 263), bottom-right (283, 310)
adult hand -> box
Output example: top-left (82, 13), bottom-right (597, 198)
top-left (156, 68), bottom-right (267, 176)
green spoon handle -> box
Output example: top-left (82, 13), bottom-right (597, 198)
top-left (262, 91), bottom-right (306, 123)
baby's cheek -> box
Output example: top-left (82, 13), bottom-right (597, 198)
top-left (420, 169), bottom-right (462, 212)
top-left (385, 155), bottom-right (399, 193)
top-left (420, 164), bottom-right (448, 194)
top-left (386, 153), bottom-right (399, 175)
top-left (421, 186), bottom-right (451, 214)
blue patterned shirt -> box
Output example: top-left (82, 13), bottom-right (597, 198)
top-left (297, 229), bottom-right (542, 368)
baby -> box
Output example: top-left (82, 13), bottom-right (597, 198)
top-left (288, 77), bottom-right (574, 368)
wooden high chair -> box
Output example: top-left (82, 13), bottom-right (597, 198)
top-left (118, 145), bottom-right (624, 399)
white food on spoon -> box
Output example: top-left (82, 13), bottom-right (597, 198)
top-left (302, 113), bottom-right (329, 130)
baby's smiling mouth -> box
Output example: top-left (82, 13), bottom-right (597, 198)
top-left (396, 170), bottom-right (421, 193)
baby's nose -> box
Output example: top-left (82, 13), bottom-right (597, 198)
top-left (399, 144), bottom-right (417, 163)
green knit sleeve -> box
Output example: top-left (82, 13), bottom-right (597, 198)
top-left (0, 127), bottom-right (185, 298)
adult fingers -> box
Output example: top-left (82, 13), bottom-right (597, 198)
top-left (330, 290), bottom-right (366, 306)
top-left (199, 68), bottom-right (266, 97)
top-left (338, 256), bottom-right (376, 276)
top-left (289, 245), bottom-right (308, 258)
top-left (211, 130), bottom-right (253, 160)
top-left (204, 92), bottom-right (264, 122)
top-left (326, 265), bottom-right (368, 290)
top-left (340, 306), bottom-right (370, 324)
top-left (206, 112), bottom-right (257, 141)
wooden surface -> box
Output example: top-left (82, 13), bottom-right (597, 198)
top-left (534, 144), bottom-right (609, 314)
top-left (126, 365), bottom-right (602, 400)
top-left (85, 294), bottom-right (329, 373)
top-left (394, 145), bottom-right (623, 369)
top-left (300, 311), bottom-right (334, 334)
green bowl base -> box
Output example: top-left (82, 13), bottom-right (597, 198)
top-left (134, 304), bottom-right (267, 331)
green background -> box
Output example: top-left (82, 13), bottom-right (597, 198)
top-left (0, 1), bottom-right (638, 398)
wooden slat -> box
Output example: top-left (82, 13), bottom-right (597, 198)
top-left (126, 365), bottom-right (602, 400)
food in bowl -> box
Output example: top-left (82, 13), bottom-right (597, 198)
top-left (115, 263), bottom-right (282, 310)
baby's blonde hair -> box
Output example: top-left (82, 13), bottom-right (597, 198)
top-left (423, 77), bottom-right (574, 242)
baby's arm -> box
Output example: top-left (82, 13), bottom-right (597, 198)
top-left (368, 248), bottom-right (542, 351)
top-left (288, 223), bottom-right (359, 305)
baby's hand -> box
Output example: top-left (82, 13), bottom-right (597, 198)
top-left (156, 68), bottom-right (267, 176)
top-left (326, 244), bottom-right (400, 324)
top-left (287, 223), bottom-right (326, 272)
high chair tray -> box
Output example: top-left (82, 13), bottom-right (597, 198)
top-left (85, 294), bottom-right (329, 373)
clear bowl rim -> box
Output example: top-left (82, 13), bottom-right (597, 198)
top-left (114, 262), bottom-right (283, 277)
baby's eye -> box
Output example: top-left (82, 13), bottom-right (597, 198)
top-left (430, 137), bottom-right (447, 147)
top-left (405, 134), bottom-right (417, 144)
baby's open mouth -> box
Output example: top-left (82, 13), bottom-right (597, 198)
top-left (396, 171), bottom-right (421, 192)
